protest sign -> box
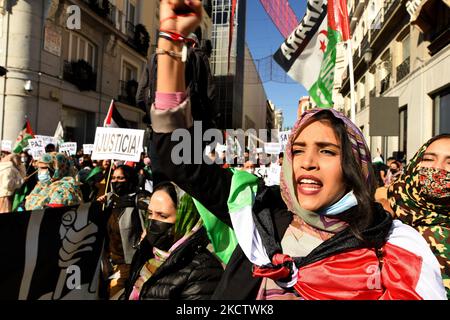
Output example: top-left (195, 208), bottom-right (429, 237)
top-left (1, 140), bottom-right (12, 152)
top-left (35, 135), bottom-right (57, 147)
top-left (30, 147), bottom-right (46, 159)
top-left (28, 138), bottom-right (46, 159)
top-left (266, 165), bottom-right (281, 186)
top-left (278, 130), bottom-right (291, 152)
top-left (91, 127), bottom-right (145, 162)
top-left (83, 144), bottom-right (94, 155)
top-left (264, 142), bottom-right (282, 155)
top-left (59, 142), bottom-right (77, 156)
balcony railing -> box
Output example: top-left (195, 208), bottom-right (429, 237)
top-left (396, 57), bottom-right (410, 82)
top-left (118, 80), bottom-right (138, 106)
top-left (380, 73), bottom-right (391, 95)
top-left (63, 60), bottom-right (97, 92)
top-left (82, 0), bottom-right (111, 18)
top-left (371, 0), bottom-right (401, 43)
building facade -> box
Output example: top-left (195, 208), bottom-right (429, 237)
top-left (0, 0), bottom-right (156, 147)
top-left (339, 0), bottom-right (450, 161)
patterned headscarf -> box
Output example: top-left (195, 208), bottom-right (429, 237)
top-left (25, 153), bottom-right (81, 210)
top-left (38, 152), bottom-right (75, 180)
top-left (387, 134), bottom-right (450, 297)
top-left (280, 108), bottom-right (372, 232)
top-left (388, 134), bottom-right (450, 225)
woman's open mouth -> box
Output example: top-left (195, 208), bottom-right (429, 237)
top-left (297, 176), bottom-right (323, 195)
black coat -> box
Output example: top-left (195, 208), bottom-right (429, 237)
top-left (123, 227), bottom-right (224, 300)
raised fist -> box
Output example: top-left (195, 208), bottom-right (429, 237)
top-left (159, 0), bottom-right (203, 37)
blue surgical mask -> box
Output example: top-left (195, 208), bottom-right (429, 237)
top-left (38, 171), bottom-right (51, 184)
top-left (318, 190), bottom-right (358, 216)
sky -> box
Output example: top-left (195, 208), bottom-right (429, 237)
top-left (245, 0), bottom-right (308, 129)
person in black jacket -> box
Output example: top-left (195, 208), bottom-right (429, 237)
top-left (147, 0), bottom-right (446, 300)
top-left (123, 182), bottom-right (223, 300)
top-left (97, 165), bottom-right (146, 299)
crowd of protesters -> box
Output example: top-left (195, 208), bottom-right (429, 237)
top-left (0, 0), bottom-right (449, 301)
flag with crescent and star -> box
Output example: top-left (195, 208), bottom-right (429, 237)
top-left (274, 0), bottom-right (350, 108)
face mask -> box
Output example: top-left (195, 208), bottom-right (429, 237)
top-left (38, 171), bottom-right (51, 184)
top-left (145, 219), bottom-right (175, 251)
top-left (418, 167), bottom-right (450, 201)
top-left (111, 182), bottom-right (130, 196)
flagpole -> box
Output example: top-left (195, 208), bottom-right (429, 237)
top-left (347, 40), bottom-right (356, 123)
top-left (102, 160), bottom-right (114, 211)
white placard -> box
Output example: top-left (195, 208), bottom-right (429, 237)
top-left (264, 142), bottom-right (282, 155)
top-left (28, 138), bottom-right (45, 150)
top-left (265, 165), bottom-right (281, 186)
top-left (35, 135), bottom-right (57, 147)
top-left (91, 127), bottom-right (145, 162)
top-left (59, 142), bottom-right (77, 156)
top-left (83, 144), bottom-right (94, 155)
top-left (278, 130), bottom-right (291, 152)
top-left (215, 144), bottom-right (227, 154)
top-left (1, 140), bottom-right (12, 152)
top-left (30, 147), bottom-right (46, 160)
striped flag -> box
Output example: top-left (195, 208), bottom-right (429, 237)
top-left (274, 0), bottom-right (350, 108)
top-left (13, 120), bottom-right (35, 154)
top-left (103, 100), bottom-right (128, 128)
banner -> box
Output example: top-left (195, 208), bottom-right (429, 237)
top-left (83, 144), bottom-right (94, 155)
top-left (35, 135), bottom-right (58, 148)
top-left (278, 130), bottom-right (291, 152)
top-left (264, 142), bottom-right (282, 155)
top-left (59, 142), bottom-right (77, 156)
top-left (1, 140), bottom-right (12, 152)
top-left (0, 203), bottom-right (104, 300)
top-left (91, 127), bottom-right (145, 162)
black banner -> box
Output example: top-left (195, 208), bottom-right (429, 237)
top-left (0, 203), bottom-right (105, 300)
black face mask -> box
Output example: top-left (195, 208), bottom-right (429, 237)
top-left (111, 182), bottom-right (130, 196)
top-left (146, 219), bottom-right (175, 251)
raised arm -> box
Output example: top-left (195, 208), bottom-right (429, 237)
top-left (151, 0), bottom-right (233, 225)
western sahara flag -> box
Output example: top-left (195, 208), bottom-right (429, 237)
top-left (274, 0), bottom-right (350, 108)
top-left (0, 203), bottom-right (105, 300)
top-left (13, 120), bottom-right (35, 154)
top-left (104, 100), bottom-right (128, 128)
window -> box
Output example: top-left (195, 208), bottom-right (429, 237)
top-left (402, 34), bottom-right (410, 61)
top-left (68, 33), bottom-right (96, 69)
top-left (122, 61), bottom-right (138, 81)
top-left (62, 107), bottom-right (96, 146)
top-left (399, 106), bottom-right (407, 154)
top-left (128, 3), bottom-right (136, 24)
top-left (433, 88), bottom-right (450, 135)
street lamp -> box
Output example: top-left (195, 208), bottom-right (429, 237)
top-left (363, 48), bottom-right (373, 65)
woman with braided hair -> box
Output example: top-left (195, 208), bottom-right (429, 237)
top-left (149, 0), bottom-right (446, 300)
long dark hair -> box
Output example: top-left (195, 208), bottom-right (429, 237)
top-left (115, 164), bottom-right (138, 192)
top-left (312, 111), bottom-right (376, 240)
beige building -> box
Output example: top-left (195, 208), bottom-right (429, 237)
top-left (0, 0), bottom-right (158, 146)
top-left (274, 108), bottom-right (284, 131)
top-left (242, 45), bottom-right (269, 130)
top-left (338, 0), bottom-right (450, 161)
